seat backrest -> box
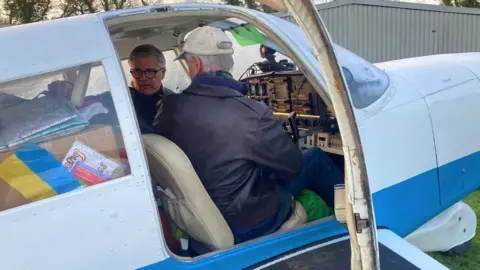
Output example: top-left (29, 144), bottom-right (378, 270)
top-left (142, 134), bottom-right (234, 251)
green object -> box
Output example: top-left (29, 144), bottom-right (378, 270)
top-left (175, 228), bottom-right (189, 240)
top-left (230, 23), bottom-right (266, 47)
top-left (295, 189), bottom-right (331, 222)
top-left (169, 220), bottom-right (189, 240)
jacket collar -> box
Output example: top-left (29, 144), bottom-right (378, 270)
top-left (183, 72), bottom-right (249, 97)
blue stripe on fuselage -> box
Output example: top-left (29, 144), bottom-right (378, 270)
top-left (373, 149), bottom-right (480, 238)
top-left (372, 167), bottom-right (441, 238)
top-left (438, 150), bottom-right (480, 208)
top-left (138, 218), bottom-right (347, 270)
top-left (139, 150), bottom-right (480, 269)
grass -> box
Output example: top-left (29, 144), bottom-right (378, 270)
top-left (428, 191), bottom-right (480, 270)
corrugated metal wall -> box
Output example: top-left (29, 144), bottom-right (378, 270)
top-left (278, 2), bottom-right (480, 63)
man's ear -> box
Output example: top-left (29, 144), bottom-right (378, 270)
top-left (193, 55), bottom-right (203, 71)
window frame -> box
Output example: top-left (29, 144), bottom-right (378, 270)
top-left (0, 59), bottom-right (140, 207)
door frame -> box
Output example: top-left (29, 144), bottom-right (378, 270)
top-left (267, 1), bottom-right (380, 269)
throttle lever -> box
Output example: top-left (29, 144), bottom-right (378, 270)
top-left (288, 111), bottom-right (300, 145)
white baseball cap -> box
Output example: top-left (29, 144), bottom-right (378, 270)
top-left (174, 26), bottom-right (234, 61)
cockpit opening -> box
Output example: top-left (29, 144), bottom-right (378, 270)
top-left (105, 13), bottom-right (350, 260)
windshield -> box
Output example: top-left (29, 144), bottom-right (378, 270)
top-left (223, 14), bottom-right (390, 110)
top-left (278, 19), bottom-right (390, 109)
top-left (334, 45), bottom-right (390, 109)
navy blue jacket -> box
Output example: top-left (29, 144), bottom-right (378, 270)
top-left (86, 86), bottom-right (173, 134)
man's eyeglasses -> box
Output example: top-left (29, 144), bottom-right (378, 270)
top-left (130, 68), bottom-right (164, 79)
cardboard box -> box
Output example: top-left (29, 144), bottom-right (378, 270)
top-left (0, 176), bottom-right (30, 211)
top-left (0, 151), bottom-right (12, 164)
top-left (40, 125), bottom-right (121, 163)
top-left (0, 125), bottom-right (126, 211)
top-left (0, 144), bottom-right (83, 212)
top-left (0, 125), bottom-right (123, 164)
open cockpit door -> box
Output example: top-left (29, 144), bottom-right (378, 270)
top-left (255, 1), bottom-right (380, 269)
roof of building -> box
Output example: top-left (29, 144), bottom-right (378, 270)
top-left (320, 0), bottom-right (480, 14)
top-left (274, 0), bottom-right (480, 17)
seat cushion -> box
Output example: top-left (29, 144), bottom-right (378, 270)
top-left (143, 134), bottom-right (234, 251)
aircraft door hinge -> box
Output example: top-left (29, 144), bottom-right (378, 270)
top-left (354, 213), bottom-right (369, 233)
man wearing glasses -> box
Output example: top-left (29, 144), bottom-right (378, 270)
top-left (39, 44), bottom-right (173, 133)
top-left (128, 44), bottom-right (174, 133)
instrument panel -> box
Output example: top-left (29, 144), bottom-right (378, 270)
top-left (240, 70), bottom-right (343, 156)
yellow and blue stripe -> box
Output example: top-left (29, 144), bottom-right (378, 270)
top-left (0, 144), bottom-right (81, 202)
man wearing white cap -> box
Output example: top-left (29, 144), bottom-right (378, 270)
top-left (154, 26), bottom-right (342, 251)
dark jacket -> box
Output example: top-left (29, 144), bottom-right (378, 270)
top-left (154, 76), bottom-right (303, 229)
top-left (128, 86), bottom-right (174, 133)
top-left (85, 86), bottom-right (174, 133)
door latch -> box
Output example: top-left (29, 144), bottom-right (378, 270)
top-left (354, 213), bottom-right (369, 233)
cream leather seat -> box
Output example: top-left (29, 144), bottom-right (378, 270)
top-left (142, 134), bottom-right (307, 252)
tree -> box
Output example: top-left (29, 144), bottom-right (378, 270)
top-left (0, 5), bottom-right (12, 23)
top-left (244, 0), bottom-right (259, 10)
top-left (3, 0), bottom-right (52, 24)
top-left (222, 0), bottom-right (243, 6)
top-left (441, 0), bottom-right (480, 8)
top-left (99, 0), bottom-right (132, 11)
top-left (261, 4), bottom-right (276, 13)
top-left (221, 0), bottom-right (277, 13)
top-left (58, 0), bottom-right (97, 18)
top-left (57, 0), bottom-right (157, 18)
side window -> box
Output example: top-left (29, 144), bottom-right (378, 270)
top-left (0, 62), bottom-right (131, 212)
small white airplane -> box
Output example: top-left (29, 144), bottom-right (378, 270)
top-left (0, 1), bottom-right (477, 269)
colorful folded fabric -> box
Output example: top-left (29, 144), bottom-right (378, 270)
top-left (0, 144), bottom-right (81, 203)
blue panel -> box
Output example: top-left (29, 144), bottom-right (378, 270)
top-left (372, 167), bottom-right (441, 238)
top-left (138, 219), bottom-right (347, 270)
top-left (15, 143), bottom-right (81, 194)
top-left (438, 151), bottom-right (480, 208)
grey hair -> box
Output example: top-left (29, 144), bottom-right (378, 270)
top-left (129, 44), bottom-right (166, 69)
top-left (184, 52), bottom-right (234, 73)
